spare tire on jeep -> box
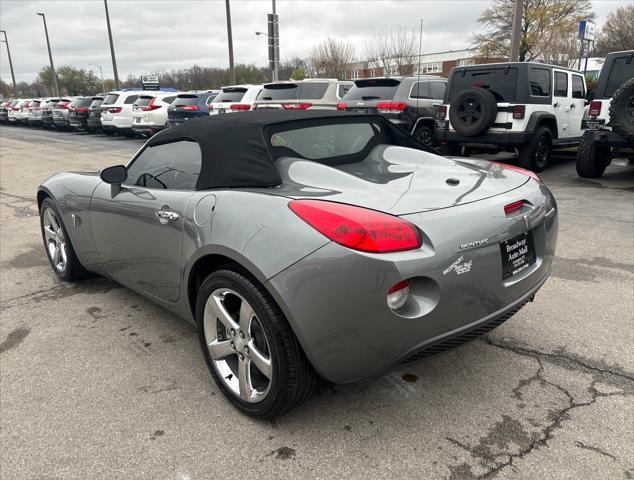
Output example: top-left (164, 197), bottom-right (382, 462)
top-left (609, 77), bottom-right (634, 142)
top-left (449, 87), bottom-right (498, 137)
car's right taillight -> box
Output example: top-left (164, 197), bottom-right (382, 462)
top-left (288, 199), bottom-right (422, 253)
top-left (494, 162), bottom-right (542, 184)
top-left (376, 102), bottom-right (406, 114)
top-left (281, 103), bottom-right (312, 110)
top-left (108, 107), bottom-right (122, 113)
top-left (437, 105), bottom-right (447, 120)
top-left (142, 98), bottom-right (161, 111)
top-left (182, 105), bottom-right (199, 111)
top-left (336, 101), bottom-right (347, 110)
top-left (230, 104), bottom-right (251, 111)
top-left (589, 100), bottom-right (602, 117)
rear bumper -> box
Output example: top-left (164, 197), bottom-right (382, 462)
top-left (437, 123), bottom-right (536, 147)
top-left (268, 182), bottom-right (558, 383)
top-left (584, 129), bottom-right (632, 148)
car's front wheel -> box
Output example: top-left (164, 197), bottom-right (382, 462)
top-left (518, 126), bottom-right (552, 172)
top-left (196, 268), bottom-right (320, 419)
top-left (40, 198), bottom-right (89, 281)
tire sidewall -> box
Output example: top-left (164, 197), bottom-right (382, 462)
top-left (449, 87), bottom-right (498, 137)
top-left (196, 269), bottom-right (285, 417)
top-left (414, 125), bottom-right (434, 147)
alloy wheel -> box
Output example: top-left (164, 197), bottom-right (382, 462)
top-left (416, 128), bottom-right (433, 146)
top-left (534, 134), bottom-right (551, 169)
top-left (204, 288), bottom-right (273, 403)
top-left (42, 207), bottom-right (68, 272)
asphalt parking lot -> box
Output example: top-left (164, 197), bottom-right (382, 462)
top-left (1, 125), bottom-right (632, 479)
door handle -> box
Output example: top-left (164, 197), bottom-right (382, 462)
top-left (156, 209), bottom-right (180, 223)
top-left (570, 104), bottom-right (576, 109)
top-left (553, 102), bottom-right (560, 108)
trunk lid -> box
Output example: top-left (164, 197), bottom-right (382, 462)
top-left (274, 145), bottom-right (529, 215)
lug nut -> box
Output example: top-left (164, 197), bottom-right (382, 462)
top-left (244, 346), bottom-right (249, 354)
top-left (239, 331), bottom-right (245, 339)
top-left (238, 353), bottom-right (244, 361)
top-left (230, 342), bottom-right (235, 350)
top-left (230, 329), bottom-right (236, 337)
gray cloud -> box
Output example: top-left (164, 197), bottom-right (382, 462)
top-left (0, 0), bottom-right (629, 83)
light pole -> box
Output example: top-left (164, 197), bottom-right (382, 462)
top-left (255, 31), bottom-right (275, 82)
top-left (225, 0), bottom-right (236, 85)
top-left (89, 63), bottom-right (106, 92)
top-left (271, 0), bottom-right (279, 82)
top-left (509, 0), bottom-right (524, 62)
top-left (103, 0), bottom-right (120, 89)
top-left (0, 30), bottom-right (17, 92)
top-left (36, 13), bottom-right (60, 97)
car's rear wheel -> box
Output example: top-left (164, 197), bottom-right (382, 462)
top-left (196, 268), bottom-right (320, 419)
top-left (576, 131), bottom-right (612, 178)
top-left (413, 125), bottom-right (435, 148)
top-left (40, 198), bottom-right (89, 281)
top-left (518, 126), bottom-right (552, 172)
top-left (609, 77), bottom-right (634, 142)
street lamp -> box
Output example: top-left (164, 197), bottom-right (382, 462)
top-left (0, 30), bottom-right (17, 92)
top-left (103, 0), bottom-right (120, 90)
top-left (36, 12), bottom-right (60, 97)
top-left (255, 31), bottom-right (277, 82)
top-left (88, 62), bottom-right (106, 93)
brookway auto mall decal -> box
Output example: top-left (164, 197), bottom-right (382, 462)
top-left (443, 255), bottom-right (472, 276)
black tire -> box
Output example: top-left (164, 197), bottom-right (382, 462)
top-left (413, 124), bottom-right (435, 148)
top-left (196, 268), bottom-right (320, 419)
top-left (40, 197), bottom-right (89, 282)
top-left (449, 87), bottom-right (498, 137)
top-left (609, 77), bottom-right (634, 142)
top-left (576, 131), bottom-right (612, 178)
top-left (441, 142), bottom-right (461, 156)
top-left (518, 126), bottom-right (552, 172)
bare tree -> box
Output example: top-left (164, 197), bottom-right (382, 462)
top-left (540, 30), bottom-right (580, 68)
top-left (310, 38), bottom-right (356, 79)
top-left (472, 0), bottom-right (594, 61)
top-left (366, 25), bottom-right (418, 76)
top-left (594, 5), bottom-right (634, 56)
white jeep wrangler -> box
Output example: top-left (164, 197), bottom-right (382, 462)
top-left (436, 62), bottom-right (587, 172)
top-left (576, 50), bottom-right (634, 178)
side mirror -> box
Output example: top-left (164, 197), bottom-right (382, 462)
top-left (100, 165), bottom-right (127, 184)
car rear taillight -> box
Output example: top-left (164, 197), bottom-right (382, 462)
top-left (512, 105), bottom-right (525, 119)
top-left (230, 104), bottom-right (251, 111)
top-left (336, 101), bottom-right (347, 110)
top-left (589, 100), bottom-right (602, 117)
top-left (387, 280), bottom-right (410, 310)
top-left (75, 106), bottom-right (89, 113)
top-left (504, 200), bottom-right (527, 215)
top-left (282, 103), bottom-right (312, 110)
top-left (288, 199), bottom-right (422, 253)
top-left (61, 103), bottom-right (70, 109)
top-left (376, 102), bottom-right (406, 114)
top-left (437, 105), bottom-right (447, 120)
top-left (494, 162), bottom-right (542, 184)
top-left (142, 98), bottom-right (161, 111)
top-left (182, 105), bottom-right (199, 111)
top-left (107, 107), bottom-right (122, 113)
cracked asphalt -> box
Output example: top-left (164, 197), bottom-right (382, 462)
top-left (1, 125), bottom-right (633, 479)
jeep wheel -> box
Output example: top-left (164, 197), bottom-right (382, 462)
top-left (576, 132), bottom-right (612, 178)
top-left (609, 77), bottom-right (634, 142)
top-left (448, 87), bottom-right (498, 137)
top-left (518, 127), bottom-right (552, 172)
top-left (414, 125), bottom-right (435, 148)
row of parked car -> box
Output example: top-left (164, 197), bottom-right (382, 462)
top-left (1, 52), bottom-right (632, 176)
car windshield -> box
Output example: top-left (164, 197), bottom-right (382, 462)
top-left (605, 56), bottom-right (634, 97)
top-left (258, 83), bottom-right (329, 101)
top-left (134, 96), bottom-right (154, 107)
top-left (268, 122), bottom-right (385, 162)
top-left (214, 89), bottom-right (247, 102)
top-left (343, 79), bottom-right (401, 101)
top-left (102, 94), bottom-right (120, 105)
top-left (173, 95), bottom-right (199, 106)
top-left (449, 67), bottom-right (518, 102)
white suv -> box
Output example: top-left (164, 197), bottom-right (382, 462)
top-left (576, 50), bottom-right (634, 178)
top-left (436, 62), bottom-right (587, 172)
top-left (131, 92), bottom-right (181, 136)
top-left (209, 85), bottom-right (262, 114)
top-left (100, 91), bottom-right (143, 136)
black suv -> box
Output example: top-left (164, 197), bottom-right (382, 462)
top-left (338, 76), bottom-right (447, 147)
top-left (576, 50), bottom-right (634, 178)
top-left (69, 97), bottom-right (100, 131)
top-left (437, 62), bottom-right (587, 171)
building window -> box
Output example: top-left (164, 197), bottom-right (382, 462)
top-left (421, 61), bottom-right (442, 74)
top-left (457, 58), bottom-right (475, 67)
top-left (370, 68), bottom-right (376, 78)
top-left (352, 70), bottom-right (360, 80)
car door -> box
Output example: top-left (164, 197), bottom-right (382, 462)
top-left (552, 69), bottom-right (570, 138)
top-left (568, 73), bottom-right (586, 139)
top-left (90, 140), bottom-right (202, 302)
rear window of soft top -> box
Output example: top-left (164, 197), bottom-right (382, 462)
top-left (448, 67), bottom-right (518, 103)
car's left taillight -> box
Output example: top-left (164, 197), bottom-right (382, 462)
top-left (288, 199), bottom-right (422, 253)
top-left (230, 104), bottom-right (251, 111)
top-left (182, 105), bottom-right (199, 111)
top-left (281, 103), bottom-right (312, 110)
top-left (376, 102), bottom-right (406, 114)
top-left (142, 98), bottom-right (161, 111)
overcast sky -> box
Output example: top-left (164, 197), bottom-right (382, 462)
top-left (0, 0), bottom-right (629, 83)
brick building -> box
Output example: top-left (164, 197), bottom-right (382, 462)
top-left (345, 48), bottom-right (507, 80)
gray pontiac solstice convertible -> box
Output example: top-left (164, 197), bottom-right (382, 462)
top-left (38, 111), bottom-right (558, 418)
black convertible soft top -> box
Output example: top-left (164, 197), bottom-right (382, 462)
top-left (147, 110), bottom-right (432, 190)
